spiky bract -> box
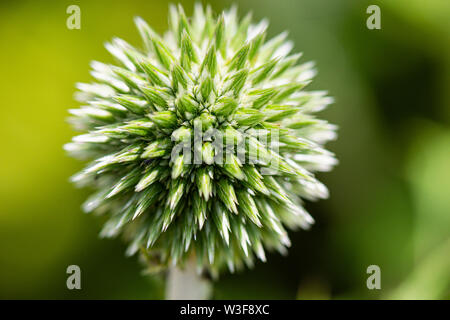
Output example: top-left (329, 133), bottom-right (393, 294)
top-left (65, 4), bottom-right (337, 275)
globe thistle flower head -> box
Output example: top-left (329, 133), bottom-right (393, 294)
top-left (65, 4), bottom-right (337, 276)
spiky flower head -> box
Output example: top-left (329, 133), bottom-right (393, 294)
top-left (65, 4), bottom-right (337, 276)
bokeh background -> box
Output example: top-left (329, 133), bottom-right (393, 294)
top-left (0, 0), bottom-right (449, 299)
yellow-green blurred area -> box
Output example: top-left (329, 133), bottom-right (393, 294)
top-left (0, 0), bottom-right (449, 299)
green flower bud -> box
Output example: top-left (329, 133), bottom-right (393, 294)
top-left (66, 4), bottom-right (337, 275)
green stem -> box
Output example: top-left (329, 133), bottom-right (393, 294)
top-left (165, 258), bottom-right (212, 300)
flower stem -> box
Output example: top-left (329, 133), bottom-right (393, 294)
top-left (165, 258), bottom-right (212, 300)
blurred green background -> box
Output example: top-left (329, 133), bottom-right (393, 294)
top-left (0, 0), bottom-right (449, 299)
